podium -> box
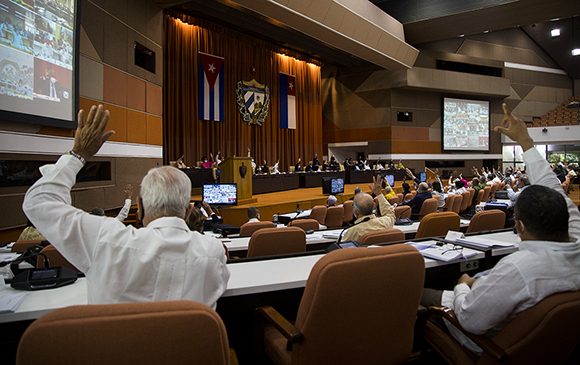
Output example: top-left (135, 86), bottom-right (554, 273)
top-left (220, 157), bottom-right (256, 205)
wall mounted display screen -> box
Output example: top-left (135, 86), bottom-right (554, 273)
top-left (202, 183), bottom-right (237, 206)
top-left (0, 0), bottom-right (78, 128)
top-left (442, 97), bottom-right (489, 151)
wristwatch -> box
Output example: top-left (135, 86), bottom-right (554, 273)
top-left (68, 150), bottom-right (86, 165)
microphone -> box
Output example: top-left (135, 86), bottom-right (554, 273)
top-left (337, 216), bottom-right (371, 243)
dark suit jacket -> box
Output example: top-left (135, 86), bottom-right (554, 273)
top-left (403, 191), bottom-right (432, 214)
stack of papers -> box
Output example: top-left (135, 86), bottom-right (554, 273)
top-left (0, 242), bottom-right (15, 253)
top-left (0, 292), bottom-right (27, 313)
top-left (409, 241), bottom-right (478, 262)
top-left (444, 231), bottom-right (515, 250)
top-left (322, 232), bottom-right (340, 240)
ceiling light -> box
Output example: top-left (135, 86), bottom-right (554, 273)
top-left (483, 30), bottom-right (490, 34)
top-left (572, 48), bottom-right (580, 56)
top-left (458, 34), bottom-right (465, 37)
top-left (551, 28), bottom-right (560, 37)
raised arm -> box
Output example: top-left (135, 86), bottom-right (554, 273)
top-left (115, 184), bottom-right (133, 222)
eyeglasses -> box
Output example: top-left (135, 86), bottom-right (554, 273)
top-left (441, 244), bottom-right (464, 255)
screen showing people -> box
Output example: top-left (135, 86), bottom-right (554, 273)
top-left (385, 174), bottom-right (395, 187)
top-left (330, 178), bottom-right (344, 195)
top-left (443, 97), bottom-right (489, 151)
top-left (202, 184), bottom-right (237, 206)
top-left (0, 0), bottom-right (76, 125)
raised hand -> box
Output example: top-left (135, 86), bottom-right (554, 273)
top-left (73, 105), bottom-right (114, 161)
top-left (494, 103), bottom-right (534, 151)
top-left (368, 175), bottom-right (383, 196)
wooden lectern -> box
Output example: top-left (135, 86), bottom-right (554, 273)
top-left (220, 157), bottom-right (256, 205)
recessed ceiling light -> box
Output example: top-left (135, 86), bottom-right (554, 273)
top-left (551, 28), bottom-right (560, 37)
top-left (483, 30), bottom-right (490, 33)
top-left (572, 48), bottom-right (580, 56)
top-left (459, 34), bottom-right (465, 37)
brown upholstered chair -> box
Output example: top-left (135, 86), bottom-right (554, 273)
top-left (451, 194), bottom-right (463, 214)
top-left (403, 192), bottom-right (414, 201)
top-left (388, 196), bottom-right (400, 205)
top-left (17, 301), bottom-right (236, 365)
top-left (308, 205), bottom-right (327, 225)
top-left (324, 205), bottom-right (344, 228)
top-left (288, 219), bottom-right (320, 232)
top-left (415, 212), bottom-right (460, 239)
top-left (481, 186), bottom-right (491, 203)
top-left (396, 193), bottom-right (404, 204)
top-left (466, 210), bottom-right (506, 233)
top-left (247, 227), bottom-right (306, 257)
top-left (415, 198), bottom-right (439, 220)
top-left (395, 205), bottom-right (412, 219)
top-left (258, 244), bottom-right (424, 365)
top-left (358, 228), bottom-right (405, 245)
top-left (11, 240), bottom-right (46, 253)
top-left (342, 200), bottom-right (353, 225)
top-left (239, 221), bottom-right (276, 237)
top-left (459, 191), bottom-right (472, 213)
top-left (489, 183), bottom-right (500, 200)
top-left (473, 189), bottom-right (484, 206)
top-left (35, 245), bottom-right (80, 272)
top-left (424, 290), bottom-right (580, 365)
top-left (443, 194), bottom-right (455, 211)
top-left (467, 188), bottom-right (476, 205)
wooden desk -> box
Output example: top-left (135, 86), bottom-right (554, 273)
top-left (252, 174), bottom-right (300, 194)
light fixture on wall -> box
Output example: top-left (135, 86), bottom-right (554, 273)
top-left (572, 48), bottom-right (580, 56)
top-left (551, 28), bottom-right (561, 37)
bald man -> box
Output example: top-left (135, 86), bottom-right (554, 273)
top-left (342, 176), bottom-right (396, 242)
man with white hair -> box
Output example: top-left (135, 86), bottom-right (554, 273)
top-left (22, 105), bottom-right (229, 308)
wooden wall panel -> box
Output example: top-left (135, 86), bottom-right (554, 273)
top-left (391, 140), bottom-right (440, 154)
top-left (146, 114), bottom-right (163, 145)
top-left (127, 110), bottom-right (148, 144)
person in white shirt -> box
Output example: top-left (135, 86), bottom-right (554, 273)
top-left (506, 176), bottom-right (529, 202)
top-left (421, 103), bottom-right (580, 353)
top-left (247, 206), bottom-right (261, 223)
top-left (22, 105), bottom-right (230, 308)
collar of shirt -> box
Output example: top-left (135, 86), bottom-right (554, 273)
top-left (146, 216), bottom-right (190, 231)
top-left (520, 240), bottom-right (580, 252)
top-left (354, 214), bottom-right (376, 224)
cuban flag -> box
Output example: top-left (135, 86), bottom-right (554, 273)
top-left (198, 52), bottom-right (224, 121)
top-left (279, 73), bottom-right (296, 129)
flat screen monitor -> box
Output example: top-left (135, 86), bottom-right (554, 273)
top-left (330, 177), bottom-right (344, 195)
top-left (0, 0), bottom-right (79, 128)
top-left (202, 183), bottom-right (237, 206)
top-left (442, 97), bottom-right (489, 151)
top-left (385, 174), bottom-right (395, 187)
top-left (419, 172), bottom-right (426, 183)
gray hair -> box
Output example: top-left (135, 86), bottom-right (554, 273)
top-left (141, 166), bottom-right (191, 219)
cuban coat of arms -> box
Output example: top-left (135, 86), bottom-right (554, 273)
top-left (236, 79), bottom-right (270, 125)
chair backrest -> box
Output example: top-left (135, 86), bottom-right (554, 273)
top-left (396, 193), bottom-right (404, 204)
top-left (358, 228), bottom-right (405, 245)
top-left (288, 218), bottom-right (320, 232)
top-left (309, 205), bottom-right (327, 225)
top-left (16, 301), bottom-right (231, 365)
top-left (443, 194), bottom-right (455, 211)
top-left (395, 205), bottom-right (411, 219)
top-left (415, 212), bottom-right (460, 239)
top-left (489, 183), bottom-right (499, 199)
top-left (473, 189), bottom-right (484, 206)
top-left (403, 193), bottom-right (414, 201)
top-left (342, 200), bottom-right (353, 225)
top-left (467, 188), bottom-right (476, 205)
top-left (451, 194), bottom-right (463, 214)
top-left (324, 205), bottom-right (344, 228)
top-left (481, 186), bottom-right (491, 203)
top-left (11, 240), bottom-right (45, 253)
top-left (466, 210), bottom-right (505, 233)
top-left (387, 196), bottom-right (400, 205)
top-left (35, 245), bottom-right (80, 272)
top-left (292, 245), bottom-right (424, 365)
top-left (418, 198), bottom-right (439, 218)
top-left (459, 191), bottom-right (472, 212)
top-left (239, 221), bottom-right (275, 237)
top-left (247, 227), bottom-right (306, 257)
top-left (483, 291), bottom-right (580, 365)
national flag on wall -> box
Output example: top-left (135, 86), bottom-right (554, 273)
top-left (279, 73), bottom-right (296, 129)
top-left (198, 52), bottom-right (224, 121)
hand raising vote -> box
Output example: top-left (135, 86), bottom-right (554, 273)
top-left (494, 103), bottom-right (534, 151)
top-left (73, 105), bottom-right (115, 161)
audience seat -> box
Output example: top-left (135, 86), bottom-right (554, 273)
top-left (258, 244), bottom-right (424, 365)
top-left (16, 300), bottom-right (236, 365)
top-left (395, 205), bottom-right (411, 219)
top-left (451, 194), bottom-right (463, 214)
top-left (324, 205), bottom-right (344, 229)
top-left (404, 193), bottom-right (414, 201)
top-left (239, 221), bottom-right (276, 237)
top-left (459, 191), bottom-right (472, 213)
top-left (473, 189), bottom-right (484, 206)
top-left (466, 210), bottom-right (506, 233)
top-left (358, 228), bottom-right (405, 245)
top-left (415, 198), bottom-right (439, 220)
top-left (308, 205), bottom-right (327, 225)
top-left (481, 186), bottom-right (491, 203)
top-left (443, 194), bottom-right (456, 212)
top-left (396, 193), bottom-right (404, 204)
top-left (424, 290), bottom-right (580, 365)
top-left (415, 212), bottom-right (460, 239)
top-left (247, 227), bottom-right (306, 257)
top-left (387, 196), bottom-right (399, 205)
top-left (35, 244), bottom-right (80, 272)
top-left (11, 240), bottom-right (46, 253)
top-left (288, 219), bottom-right (319, 232)
top-left (342, 200), bottom-right (353, 225)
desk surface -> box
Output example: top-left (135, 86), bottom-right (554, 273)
top-left (0, 230), bottom-right (497, 324)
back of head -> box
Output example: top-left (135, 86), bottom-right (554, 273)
top-left (431, 180), bottom-right (442, 193)
top-left (186, 206), bottom-right (206, 233)
top-left (417, 182), bottom-right (429, 193)
top-left (514, 185), bottom-right (569, 242)
top-left (90, 207), bottom-right (105, 216)
top-left (247, 206), bottom-right (260, 220)
top-left (327, 195), bottom-right (337, 206)
top-left (455, 180), bottom-right (465, 189)
top-left (353, 193), bottom-right (374, 217)
top-left (141, 166), bottom-right (191, 220)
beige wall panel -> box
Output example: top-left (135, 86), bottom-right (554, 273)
top-left (79, 55), bottom-right (103, 101)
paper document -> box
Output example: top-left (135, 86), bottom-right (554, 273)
top-left (0, 292), bottom-right (28, 313)
top-left (408, 241), bottom-right (478, 262)
top-left (322, 233), bottom-right (340, 240)
top-left (456, 236), bottom-right (514, 248)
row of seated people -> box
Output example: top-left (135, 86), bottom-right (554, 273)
top-left (10, 104), bottom-right (580, 364)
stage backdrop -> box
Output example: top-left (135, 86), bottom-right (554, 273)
top-left (163, 11), bottom-right (323, 170)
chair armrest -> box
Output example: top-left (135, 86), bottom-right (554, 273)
top-left (257, 306), bottom-right (304, 345)
top-left (428, 306), bottom-right (508, 361)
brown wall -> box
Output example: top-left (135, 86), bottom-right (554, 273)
top-left (0, 0), bottom-right (164, 231)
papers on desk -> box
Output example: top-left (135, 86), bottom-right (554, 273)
top-left (444, 231), bottom-right (515, 250)
top-left (408, 241), bottom-right (478, 262)
top-left (0, 291), bottom-right (27, 313)
top-left (0, 242), bottom-right (15, 253)
top-left (322, 232), bottom-right (340, 240)
top-left (0, 253), bottom-right (20, 265)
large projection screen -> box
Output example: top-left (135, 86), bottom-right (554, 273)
top-left (442, 97), bottom-right (490, 151)
top-left (0, 0), bottom-right (78, 128)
